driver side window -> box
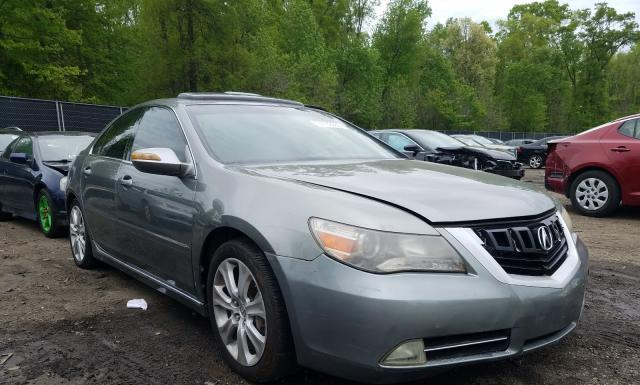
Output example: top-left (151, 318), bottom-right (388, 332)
top-left (386, 133), bottom-right (418, 152)
top-left (131, 107), bottom-right (190, 163)
top-left (13, 137), bottom-right (33, 157)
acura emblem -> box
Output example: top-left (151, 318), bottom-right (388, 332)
top-left (537, 225), bottom-right (554, 251)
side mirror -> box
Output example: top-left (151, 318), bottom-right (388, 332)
top-left (131, 148), bottom-right (193, 177)
top-left (403, 144), bottom-right (421, 155)
top-left (10, 153), bottom-right (28, 164)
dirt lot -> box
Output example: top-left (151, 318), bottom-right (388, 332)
top-left (1, 169), bottom-right (639, 385)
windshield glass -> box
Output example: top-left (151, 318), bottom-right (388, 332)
top-left (0, 133), bottom-right (19, 152)
top-left (409, 131), bottom-right (464, 149)
top-left (454, 136), bottom-right (482, 146)
top-left (470, 135), bottom-right (493, 145)
top-left (38, 135), bottom-right (94, 161)
top-left (187, 105), bottom-right (398, 164)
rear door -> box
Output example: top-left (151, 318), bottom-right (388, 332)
top-left (114, 106), bottom-right (197, 293)
top-left (4, 136), bottom-right (37, 217)
top-left (0, 138), bottom-right (19, 209)
top-left (82, 109), bottom-right (142, 255)
top-left (603, 119), bottom-right (640, 203)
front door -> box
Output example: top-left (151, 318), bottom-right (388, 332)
top-left (114, 106), bottom-right (197, 294)
top-left (82, 108), bottom-right (142, 255)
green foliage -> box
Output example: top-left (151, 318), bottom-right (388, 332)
top-left (0, 0), bottom-right (638, 132)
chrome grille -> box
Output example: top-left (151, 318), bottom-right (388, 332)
top-left (473, 214), bottom-right (568, 276)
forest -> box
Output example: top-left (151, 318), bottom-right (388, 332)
top-left (0, 0), bottom-right (638, 133)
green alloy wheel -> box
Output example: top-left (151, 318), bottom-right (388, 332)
top-left (37, 190), bottom-right (64, 238)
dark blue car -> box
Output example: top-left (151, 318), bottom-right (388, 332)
top-left (0, 131), bottom-right (95, 237)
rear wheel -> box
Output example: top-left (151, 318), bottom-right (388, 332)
top-left (529, 154), bottom-right (543, 169)
top-left (69, 200), bottom-right (96, 269)
top-left (206, 239), bottom-right (295, 382)
top-left (570, 170), bottom-right (620, 217)
top-left (37, 190), bottom-right (65, 238)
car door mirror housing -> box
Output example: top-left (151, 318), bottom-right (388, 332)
top-left (9, 152), bottom-right (28, 164)
top-left (404, 144), bottom-right (421, 154)
top-left (131, 148), bottom-right (193, 177)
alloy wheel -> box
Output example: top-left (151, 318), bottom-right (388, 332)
top-left (212, 258), bottom-right (267, 367)
top-left (69, 206), bottom-right (87, 262)
top-left (529, 155), bottom-right (542, 168)
top-left (576, 178), bottom-right (609, 211)
top-left (38, 195), bottom-right (52, 233)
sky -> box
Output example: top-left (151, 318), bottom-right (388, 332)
top-left (373, 0), bottom-right (640, 28)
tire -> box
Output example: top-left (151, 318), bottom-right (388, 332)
top-left (529, 154), bottom-right (544, 169)
top-left (68, 199), bottom-right (97, 269)
top-left (570, 170), bottom-right (620, 217)
top-left (206, 239), bottom-right (295, 382)
top-left (37, 189), bottom-right (65, 238)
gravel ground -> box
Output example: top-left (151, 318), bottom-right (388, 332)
top-left (1, 169), bottom-right (639, 385)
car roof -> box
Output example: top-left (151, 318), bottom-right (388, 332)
top-left (612, 113), bottom-right (640, 122)
top-left (140, 92), bottom-right (305, 109)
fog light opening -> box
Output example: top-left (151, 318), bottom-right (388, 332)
top-left (381, 339), bottom-right (426, 366)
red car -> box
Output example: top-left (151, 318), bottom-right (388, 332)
top-left (546, 114), bottom-right (640, 217)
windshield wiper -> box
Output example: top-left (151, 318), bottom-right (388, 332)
top-left (44, 159), bottom-right (72, 163)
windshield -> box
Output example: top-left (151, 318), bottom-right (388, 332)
top-left (187, 105), bottom-right (398, 164)
top-left (470, 135), bottom-right (493, 145)
top-left (0, 133), bottom-right (19, 152)
top-left (37, 135), bottom-right (94, 161)
top-left (409, 131), bottom-right (465, 149)
top-left (454, 136), bottom-right (482, 146)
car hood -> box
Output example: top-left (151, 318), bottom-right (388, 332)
top-left (241, 159), bottom-right (554, 224)
top-left (43, 162), bottom-right (70, 175)
top-left (436, 146), bottom-right (517, 161)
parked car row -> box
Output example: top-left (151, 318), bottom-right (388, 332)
top-left (370, 129), bottom-right (525, 179)
top-left (2, 96), bottom-right (632, 383)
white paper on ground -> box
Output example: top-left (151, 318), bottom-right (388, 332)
top-left (126, 298), bottom-right (148, 310)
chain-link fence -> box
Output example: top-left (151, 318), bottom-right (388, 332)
top-left (1, 95), bottom-right (575, 140)
top-left (0, 95), bottom-right (125, 133)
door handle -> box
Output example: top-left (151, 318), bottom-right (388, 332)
top-left (610, 146), bottom-right (630, 153)
top-left (120, 176), bottom-right (133, 186)
top-left (83, 166), bottom-right (92, 175)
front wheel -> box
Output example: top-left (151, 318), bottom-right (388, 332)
top-left (206, 239), bottom-right (295, 382)
top-left (37, 190), bottom-right (65, 238)
top-left (69, 200), bottom-right (97, 268)
top-left (570, 171), bottom-right (620, 217)
top-left (529, 154), bottom-right (544, 169)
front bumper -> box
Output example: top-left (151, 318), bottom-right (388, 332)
top-left (268, 234), bottom-right (588, 384)
top-left (487, 167), bottom-right (525, 180)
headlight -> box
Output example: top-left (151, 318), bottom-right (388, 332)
top-left (59, 176), bottom-right (68, 192)
top-left (559, 206), bottom-right (573, 232)
top-left (308, 218), bottom-right (466, 273)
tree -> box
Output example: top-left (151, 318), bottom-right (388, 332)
top-left (373, 0), bottom-right (431, 127)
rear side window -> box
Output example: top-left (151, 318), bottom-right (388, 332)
top-left (1, 136), bottom-right (19, 158)
top-left (93, 109), bottom-right (142, 159)
top-left (131, 107), bottom-right (189, 162)
top-left (618, 119), bottom-right (638, 139)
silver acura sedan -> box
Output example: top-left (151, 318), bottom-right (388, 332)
top-left (65, 92), bottom-right (588, 383)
